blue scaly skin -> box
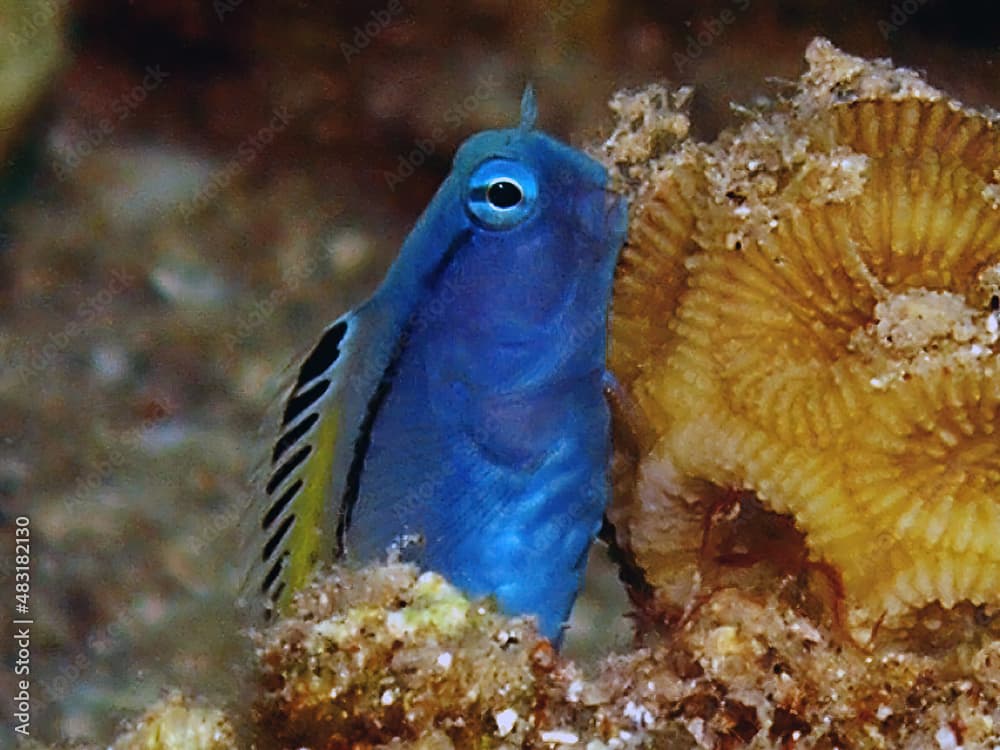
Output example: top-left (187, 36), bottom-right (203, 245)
top-left (242, 88), bottom-right (628, 642)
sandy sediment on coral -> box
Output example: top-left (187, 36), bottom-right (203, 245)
top-left (81, 562), bottom-right (1000, 749)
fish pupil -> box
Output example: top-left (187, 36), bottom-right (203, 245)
top-left (487, 179), bottom-right (523, 209)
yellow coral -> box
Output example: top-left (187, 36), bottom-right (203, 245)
top-left (609, 38), bottom-right (1000, 640)
top-left (109, 693), bottom-right (236, 750)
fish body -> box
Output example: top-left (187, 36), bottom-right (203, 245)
top-left (243, 89), bottom-right (628, 641)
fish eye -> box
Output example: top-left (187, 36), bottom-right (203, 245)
top-left (487, 179), bottom-right (523, 209)
top-left (466, 159), bottom-right (538, 229)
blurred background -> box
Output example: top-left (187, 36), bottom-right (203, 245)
top-left (0, 0), bottom-right (996, 743)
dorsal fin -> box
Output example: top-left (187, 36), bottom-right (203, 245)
top-left (240, 313), bottom-right (361, 621)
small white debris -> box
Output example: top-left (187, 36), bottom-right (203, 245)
top-left (540, 728), bottom-right (580, 745)
top-left (566, 679), bottom-right (584, 702)
top-left (380, 689), bottom-right (396, 706)
top-left (623, 700), bottom-right (655, 729)
top-left (687, 718), bottom-right (707, 743)
top-left (875, 704), bottom-right (892, 721)
top-left (324, 227), bottom-right (371, 275)
top-left (91, 343), bottom-right (129, 383)
top-left (494, 708), bottom-right (518, 737)
top-left (150, 258), bottom-right (230, 309)
top-left (437, 652), bottom-right (453, 670)
top-left (385, 610), bottom-right (410, 637)
top-left (496, 628), bottom-right (519, 647)
top-left (935, 725), bottom-right (960, 750)
top-left (988, 314), bottom-right (999, 335)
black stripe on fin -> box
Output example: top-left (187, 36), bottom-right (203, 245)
top-left (270, 582), bottom-right (286, 611)
top-left (335, 228), bottom-right (473, 553)
top-left (266, 444), bottom-right (311, 495)
top-left (337, 375), bottom-right (394, 552)
top-left (272, 412), bottom-right (319, 463)
top-left (263, 514), bottom-right (295, 562)
top-left (281, 380), bottom-right (330, 428)
top-left (296, 320), bottom-right (348, 389)
top-left (261, 551), bottom-right (287, 594)
top-left (263, 478), bottom-right (303, 530)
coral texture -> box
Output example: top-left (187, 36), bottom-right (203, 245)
top-left (253, 563), bottom-right (559, 749)
top-left (50, 563), bottom-right (1000, 749)
top-left (248, 563), bottom-right (1000, 748)
top-left (110, 693), bottom-right (237, 750)
top-left (251, 563), bottom-right (698, 749)
top-left (607, 37), bottom-right (1000, 640)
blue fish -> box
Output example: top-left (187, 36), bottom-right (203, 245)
top-left (242, 87), bottom-right (628, 641)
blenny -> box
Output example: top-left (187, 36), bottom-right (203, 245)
top-left (242, 88), bottom-right (628, 641)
